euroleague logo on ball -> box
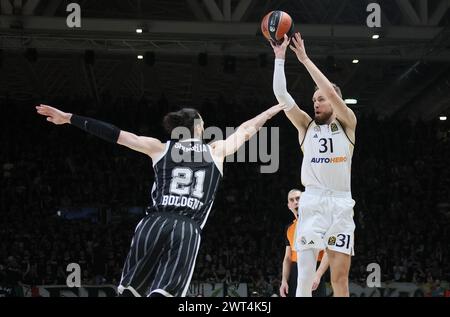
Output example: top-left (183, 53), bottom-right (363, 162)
top-left (261, 10), bottom-right (294, 45)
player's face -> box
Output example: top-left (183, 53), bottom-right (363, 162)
top-left (287, 191), bottom-right (301, 212)
top-left (313, 90), bottom-right (333, 125)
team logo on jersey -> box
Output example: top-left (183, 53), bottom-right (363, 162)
top-left (328, 236), bottom-right (336, 246)
top-left (331, 123), bottom-right (338, 132)
top-left (301, 236), bottom-right (307, 245)
top-left (314, 126), bottom-right (321, 132)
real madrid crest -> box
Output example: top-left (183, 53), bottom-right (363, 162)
top-left (331, 123), bottom-right (338, 133)
top-left (328, 236), bottom-right (336, 246)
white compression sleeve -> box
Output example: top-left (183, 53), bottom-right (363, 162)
top-left (296, 248), bottom-right (319, 297)
top-left (273, 59), bottom-right (296, 111)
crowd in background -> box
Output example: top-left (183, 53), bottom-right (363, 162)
top-left (1, 96), bottom-right (449, 297)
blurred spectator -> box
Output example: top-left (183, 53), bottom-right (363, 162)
top-left (0, 96), bottom-right (448, 296)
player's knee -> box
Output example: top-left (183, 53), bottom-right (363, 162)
top-left (331, 272), bottom-right (348, 286)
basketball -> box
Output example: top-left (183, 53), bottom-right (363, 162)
top-left (261, 10), bottom-right (294, 45)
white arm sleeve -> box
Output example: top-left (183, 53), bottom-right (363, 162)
top-left (273, 59), bottom-right (296, 111)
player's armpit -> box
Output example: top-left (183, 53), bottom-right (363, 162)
top-left (209, 129), bottom-right (247, 159)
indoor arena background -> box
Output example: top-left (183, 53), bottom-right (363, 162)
top-left (0, 0), bottom-right (449, 297)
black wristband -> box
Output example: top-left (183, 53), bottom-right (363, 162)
top-left (70, 114), bottom-right (120, 143)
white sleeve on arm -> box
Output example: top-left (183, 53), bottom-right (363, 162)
top-left (273, 59), bottom-right (296, 111)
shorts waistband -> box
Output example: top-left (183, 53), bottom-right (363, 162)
top-left (147, 211), bottom-right (202, 232)
top-left (305, 186), bottom-right (352, 198)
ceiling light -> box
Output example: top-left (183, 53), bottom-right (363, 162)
top-left (345, 99), bottom-right (358, 105)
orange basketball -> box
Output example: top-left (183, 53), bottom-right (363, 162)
top-left (261, 10), bottom-right (294, 44)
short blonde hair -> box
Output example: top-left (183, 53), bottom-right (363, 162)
top-left (315, 83), bottom-right (342, 98)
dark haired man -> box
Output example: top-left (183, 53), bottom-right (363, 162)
top-left (36, 103), bottom-right (285, 297)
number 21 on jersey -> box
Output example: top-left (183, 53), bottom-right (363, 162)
top-left (169, 168), bottom-right (205, 199)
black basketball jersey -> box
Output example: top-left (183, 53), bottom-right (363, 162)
top-left (148, 139), bottom-right (222, 229)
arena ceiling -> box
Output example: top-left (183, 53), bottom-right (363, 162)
top-left (0, 0), bottom-right (449, 120)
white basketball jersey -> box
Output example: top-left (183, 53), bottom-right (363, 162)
top-left (301, 119), bottom-right (354, 192)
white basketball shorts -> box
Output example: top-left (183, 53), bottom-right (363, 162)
top-left (294, 187), bottom-right (356, 256)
